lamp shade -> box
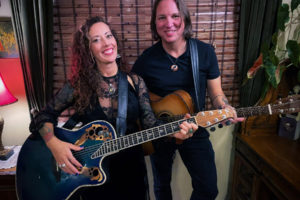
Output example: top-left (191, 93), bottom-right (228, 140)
top-left (0, 73), bottom-right (18, 106)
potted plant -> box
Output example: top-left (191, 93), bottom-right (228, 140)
top-left (244, 0), bottom-right (300, 101)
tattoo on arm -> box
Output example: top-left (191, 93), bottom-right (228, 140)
top-left (212, 94), bottom-right (229, 109)
top-left (222, 97), bottom-right (229, 105)
top-left (40, 126), bottom-right (54, 142)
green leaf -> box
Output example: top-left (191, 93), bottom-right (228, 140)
top-left (291, 0), bottom-right (300, 11)
top-left (286, 40), bottom-right (300, 66)
top-left (269, 49), bottom-right (279, 66)
top-left (277, 4), bottom-right (290, 31)
top-left (264, 59), bottom-right (279, 88)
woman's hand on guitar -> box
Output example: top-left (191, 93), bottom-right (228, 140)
top-left (173, 114), bottom-right (198, 140)
top-left (46, 136), bottom-right (83, 175)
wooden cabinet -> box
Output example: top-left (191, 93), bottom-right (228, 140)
top-left (231, 135), bottom-right (300, 200)
top-left (0, 167), bottom-right (17, 200)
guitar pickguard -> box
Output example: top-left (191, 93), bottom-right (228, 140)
top-left (75, 123), bottom-right (112, 146)
top-left (80, 166), bottom-right (103, 182)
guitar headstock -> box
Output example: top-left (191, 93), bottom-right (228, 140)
top-left (272, 95), bottom-right (300, 114)
top-left (194, 109), bottom-right (235, 128)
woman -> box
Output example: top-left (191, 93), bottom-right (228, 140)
top-left (132, 0), bottom-right (244, 199)
top-left (30, 16), bottom-right (197, 200)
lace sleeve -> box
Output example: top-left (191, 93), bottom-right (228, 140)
top-left (129, 73), bottom-right (161, 129)
top-left (29, 82), bottom-right (75, 133)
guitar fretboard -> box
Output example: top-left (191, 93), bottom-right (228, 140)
top-left (236, 106), bottom-right (269, 117)
top-left (236, 101), bottom-right (298, 117)
top-left (91, 118), bottom-right (196, 159)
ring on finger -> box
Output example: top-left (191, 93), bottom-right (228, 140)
top-left (59, 163), bottom-right (66, 168)
top-left (189, 128), bottom-right (193, 134)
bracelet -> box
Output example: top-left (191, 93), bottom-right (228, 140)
top-left (212, 94), bottom-right (224, 103)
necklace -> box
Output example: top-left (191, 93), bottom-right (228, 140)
top-left (107, 83), bottom-right (116, 96)
top-left (166, 53), bottom-right (179, 72)
top-left (102, 75), bottom-right (117, 97)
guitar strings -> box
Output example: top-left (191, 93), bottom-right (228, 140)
top-left (72, 118), bottom-right (192, 159)
top-left (71, 99), bottom-right (299, 159)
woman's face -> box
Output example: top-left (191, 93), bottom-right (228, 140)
top-left (88, 22), bottom-right (118, 65)
top-left (155, 0), bottom-right (185, 43)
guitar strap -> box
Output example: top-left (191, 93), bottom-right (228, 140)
top-left (189, 38), bottom-right (202, 111)
top-left (63, 71), bottom-right (128, 137)
top-left (116, 71), bottom-right (128, 136)
top-left (62, 113), bottom-right (79, 129)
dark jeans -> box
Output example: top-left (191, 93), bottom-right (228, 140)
top-left (150, 132), bottom-right (218, 200)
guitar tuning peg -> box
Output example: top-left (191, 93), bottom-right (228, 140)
top-left (218, 123), bottom-right (223, 128)
top-left (225, 121), bottom-right (232, 126)
top-left (210, 127), bottom-right (216, 132)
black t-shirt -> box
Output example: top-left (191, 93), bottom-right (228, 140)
top-left (132, 39), bottom-right (220, 111)
top-left (132, 39), bottom-right (220, 137)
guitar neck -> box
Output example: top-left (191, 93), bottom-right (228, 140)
top-left (91, 95), bottom-right (300, 159)
top-left (236, 103), bottom-right (297, 117)
top-left (91, 118), bottom-right (196, 159)
top-left (236, 106), bottom-right (270, 117)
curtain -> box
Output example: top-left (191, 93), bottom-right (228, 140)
top-left (238, 0), bottom-right (280, 107)
top-left (10, 0), bottom-right (53, 117)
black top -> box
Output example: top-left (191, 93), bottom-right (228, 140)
top-left (29, 71), bottom-right (158, 199)
top-left (132, 39), bottom-right (220, 137)
top-left (30, 71), bottom-right (158, 135)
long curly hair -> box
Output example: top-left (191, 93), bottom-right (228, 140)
top-left (69, 16), bottom-right (120, 113)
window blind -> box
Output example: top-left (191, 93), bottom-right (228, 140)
top-left (53, 0), bottom-right (241, 119)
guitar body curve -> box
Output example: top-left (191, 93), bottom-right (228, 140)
top-left (150, 90), bottom-right (194, 119)
top-left (144, 90), bottom-right (195, 149)
top-left (16, 120), bottom-right (116, 200)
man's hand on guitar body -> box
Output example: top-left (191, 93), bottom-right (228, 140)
top-left (46, 136), bottom-right (83, 175)
top-left (172, 114), bottom-right (198, 140)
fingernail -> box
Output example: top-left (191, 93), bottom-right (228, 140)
top-left (80, 146), bottom-right (84, 149)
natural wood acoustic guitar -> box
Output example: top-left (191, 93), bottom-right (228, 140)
top-left (142, 90), bottom-right (195, 155)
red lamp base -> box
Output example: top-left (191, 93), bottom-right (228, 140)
top-left (0, 148), bottom-right (14, 160)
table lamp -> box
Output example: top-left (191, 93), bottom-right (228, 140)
top-left (0, 72), bottom-right (18, 160)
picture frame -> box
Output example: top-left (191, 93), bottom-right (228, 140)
top-left (0, 17), bottom-right (18, 58)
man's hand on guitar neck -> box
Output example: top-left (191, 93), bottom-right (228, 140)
top-left (211, 93), bottom-right (244, 125)
top-left (172, 114), bottom-right (198, 140)
top-left (222, 104), bottom-right (245, 125)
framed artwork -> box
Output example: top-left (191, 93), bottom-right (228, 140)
top-left (0, 18), bottom-right (18, 58)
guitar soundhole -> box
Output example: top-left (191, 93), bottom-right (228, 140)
top-left (159, 113), bottom-right (171, 122)
top-left (91, 168), bottom-right (99, 176)
top-left (89, 129), bottom-right (95, 136)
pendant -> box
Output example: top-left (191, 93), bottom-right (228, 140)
top-left (108, 83), bottom-right (115, 95)
top-left (170, 64), bottom-right (178, 72)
